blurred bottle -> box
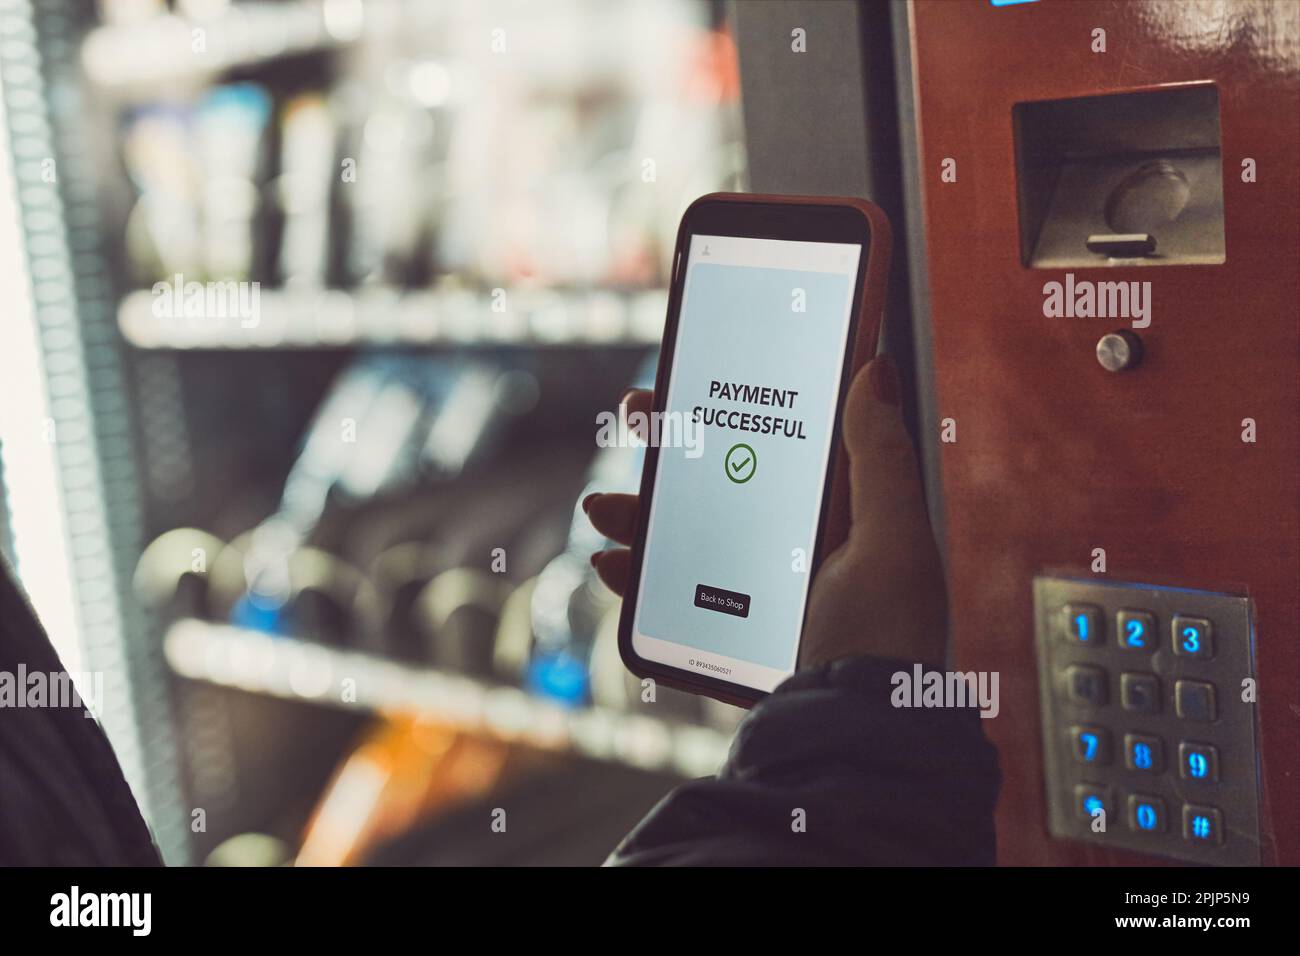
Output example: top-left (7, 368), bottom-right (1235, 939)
top-left (122, 104), bottom-right (202, 282)
top-left (296, 716), bottom-right (510, 867)
top-left (334, 74), bottom-right (444, 288)
top-left (276, 93), bottom-right (337, 288)
top-left (96, 0), bottom-right (166, 26)
top-left (204, 832), bottom-right (292, 868)
top-left (524, 355), bottom-right (655, 708)
top-left (194, 83), bottom-right (272, 281)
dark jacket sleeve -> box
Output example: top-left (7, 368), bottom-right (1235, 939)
top-left (0, 557), bottom-right (162, 865)
top-left (606, 656), bottom-right (1000, 866)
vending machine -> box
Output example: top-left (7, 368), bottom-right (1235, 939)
top-left (735, 0), bottom-right (1299, 865)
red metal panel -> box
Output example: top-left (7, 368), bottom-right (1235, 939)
top-left (907, 0), bottom-right (1300, 864)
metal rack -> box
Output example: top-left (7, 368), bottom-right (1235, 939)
top-left (164, 619), bottom-right (732, 778)
top-left (117, 287), bottom-right (667, 350)
top-left (0, 0), bottom-right (190, 862)
top-left (0, 0), bottom-right (745, 864)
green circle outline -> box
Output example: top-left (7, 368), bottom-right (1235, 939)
top-left (724, 443), bottom-right (757, 484)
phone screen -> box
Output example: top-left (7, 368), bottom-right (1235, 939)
top-left (631, 232), bottom-right (864, 692)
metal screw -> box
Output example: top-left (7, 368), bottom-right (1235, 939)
top-left (1096, 330), bottom-right (1144, 372)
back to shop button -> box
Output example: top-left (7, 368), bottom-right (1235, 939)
top-left (694, 584), bottom-right (751, 619)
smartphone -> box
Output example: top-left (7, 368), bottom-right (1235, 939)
top-left (617, 193), bottom-right (892, 706)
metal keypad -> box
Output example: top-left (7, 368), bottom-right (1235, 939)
top-left (1034, 576), bottom-right (1260, 865)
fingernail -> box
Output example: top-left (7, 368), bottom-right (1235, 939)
top-left (589, 552), bottom-right (601, 567)
top-left (868, 356), bottom-right (900, 406)
top-left (581, 493), bottom-right (599, 513)
top-left (618, 388), bottom-right (637, 408)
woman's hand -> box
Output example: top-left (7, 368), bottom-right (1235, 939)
top-left (584, 357), bottom-right (947, 669)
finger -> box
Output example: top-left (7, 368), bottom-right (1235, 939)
top-left (583, 492), bottom-right (639, 546)
top-left (620, 388), bottom-right (653, 420)
top-left (590, 548), bottom-right (632, 595)
top-left (619, 388), bottom-right (654, 443)
top-left (841, 356), bottom-right (933, 542)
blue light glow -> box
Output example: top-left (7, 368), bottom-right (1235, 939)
top-left (1133, 742), bottom-right (1153, 769)
top-left (1188, 751), bottom-right (1209, 779)
top-left (526, 651), bottom-right (589, 706)
top-left (1080, 732), bottom-right (1099, 760)
top-left (231, 594), bottom-right (286, 635)
top-left (1136, 804), bottom-right (1158, 830)
top-left (1125, 619), bottom-right (1145, 647)
top-left (1191, 815), bottom-right (1212, 839)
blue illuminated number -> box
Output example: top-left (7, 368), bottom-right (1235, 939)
top-left (1125, 620), bottom-right (1145, 647)
top-left (1084, 796), bottom-right (1103, 817)
top-left (1136, 804), bottom-right (1157, 830)
top-left (1182, 626), bottom-right (1201, 654)
top-left (1192, 815), bottom-right (1212, 839)
top-left (1188, 752), bottom-right (1208, 779)
top-left (1133, 742), bottom-right (1152, 769)
top-left (1081, 732), bottom-right (1099, 760)
top-left (1075, 614), bottom-right (1089, 641)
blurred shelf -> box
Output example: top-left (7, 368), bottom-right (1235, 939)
top-left (82, 1), bottom-right (407, 93)
top-left (118, 286), bottom-right (666, 349)
top-left (163, 619), bottom-right (730, 777)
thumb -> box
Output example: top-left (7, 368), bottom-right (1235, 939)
top-left (840, 356), bottom-right (933, 544)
